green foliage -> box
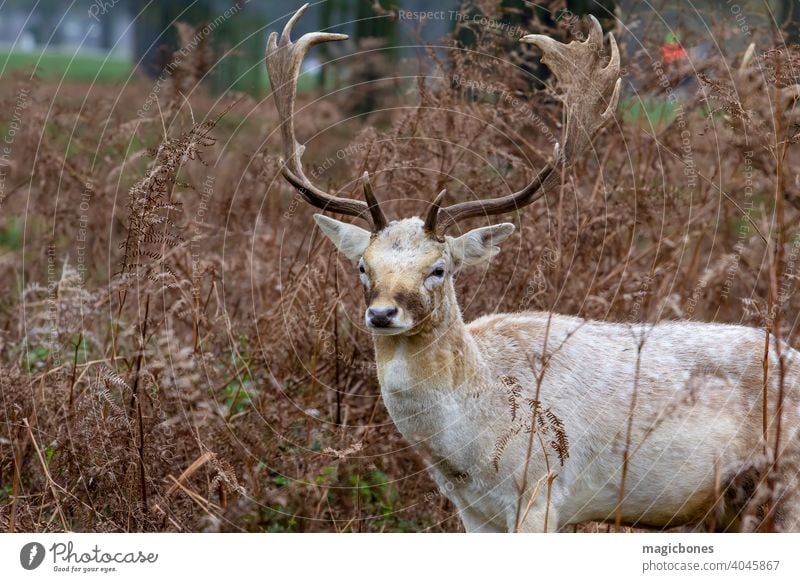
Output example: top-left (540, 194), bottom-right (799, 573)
top-left (261, 505), bottom-right (298, 532)
top-left (0, 483), bottom-right (11, 504)
top-left (222, 380), bottom-right (252, 414)
top-left (24, 345), bottom-right (49, 371)
top-left (0, 51), bottom-right (131, 83)
top-left (0, 218), bottom-right (22, 250)
top-left (313, 466), bottom-right (335, 485)
top-left (350, 469), bottom-right (398, 517)
top-left (621, 96), bottom-right (679, 127)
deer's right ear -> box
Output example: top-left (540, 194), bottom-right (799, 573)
top-left (313, 214), bottom-right (372, 261)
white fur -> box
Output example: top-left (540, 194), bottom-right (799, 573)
top-left (447, 223), bottom-right (515, 268)
top-left (315, 216), bottom-right (800, 532)
top-left (381, 315), bottom-right (800, 532)
top-left (313, 214), bottom-right (371, 261)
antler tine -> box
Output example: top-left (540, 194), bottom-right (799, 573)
top-left (423, 189), bottom-right (447, 234)
top-left (431, 17), bottom-right (620, 235)
top-left (361, 171), bottom-right (388, 231)
top-left (266, 4), bottom-right (387, 229)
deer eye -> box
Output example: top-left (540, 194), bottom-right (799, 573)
top-left (359, 264), bottom-right (365, 274)
top-left (424, 263), bottom-right (445, 289)
top-left (427, 263), bottom-right (445, 280)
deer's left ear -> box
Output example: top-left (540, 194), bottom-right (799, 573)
top-left (314, 214), bottom-right (372, 261)
top-left (446, 223), bottom-right (515, 270)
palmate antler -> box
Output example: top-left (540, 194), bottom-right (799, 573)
top-left (266, 3), bottom-right (387, 230)
top-left (267, 6), bottom-right (620, 237)
top-left (426, 17), bottom-right (621, 235)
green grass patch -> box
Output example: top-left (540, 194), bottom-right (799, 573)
top-left (0, 50), bottom-right (326, 96)
top-left (0, 51), bottom-right (132, 84)
top-left (0, 218), bottom-right (22, 250)
top-left (621, 96), bottom-right (679, 128)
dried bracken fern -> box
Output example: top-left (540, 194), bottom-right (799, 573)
top-left (1, 0), bottom-right (799, 534)
top-left (119, 117), bottom-right (218, 284)
top-left (492, 377), bottom-right (569, 471)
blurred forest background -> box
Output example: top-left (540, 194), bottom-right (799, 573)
top-left (2, 0), bottom-right (798, 95)
top-left (1, 0), bottom-right (799, 532)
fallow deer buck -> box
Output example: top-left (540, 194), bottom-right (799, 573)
top-left (266, 5), bottom-right (800, 532)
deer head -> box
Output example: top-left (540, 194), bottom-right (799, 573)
top-left (266, 4), bottom-right (620, 336)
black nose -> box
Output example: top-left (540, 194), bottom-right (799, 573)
top-left (367, 307), bottom-right (398, 328)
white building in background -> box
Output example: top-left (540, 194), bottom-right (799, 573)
top-left (0, 0), bottom-right (134, 58)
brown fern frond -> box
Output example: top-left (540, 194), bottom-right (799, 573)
top-left (500, 375), bottom-right (522, 421)
top-left (545, 409), bottom-right (570, 466)
top-left (491, 424), bottom-right (522, 472)
top-left (103, 368), bottom-right (131, 392)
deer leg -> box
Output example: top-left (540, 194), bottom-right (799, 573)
top-left (775, 442), bottom-right (800, 532)
top-left (512, 503), bottom-right (561, 532)
top-left (776, 488), bottom-right (800, 532)
top-left (461, 508), bottom-right (505, 533)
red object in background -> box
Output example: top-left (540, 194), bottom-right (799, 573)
top-left (660, 42), bottom-right (687, 63)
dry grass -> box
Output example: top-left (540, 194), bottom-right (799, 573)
top-left (0, 2), bottom-right (799, 532)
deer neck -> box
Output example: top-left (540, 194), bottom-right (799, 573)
top-left (372, 285), bottom-right (484, 395)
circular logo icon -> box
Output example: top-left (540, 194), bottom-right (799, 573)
top-left (20, 542), bottom-right (46, 570)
